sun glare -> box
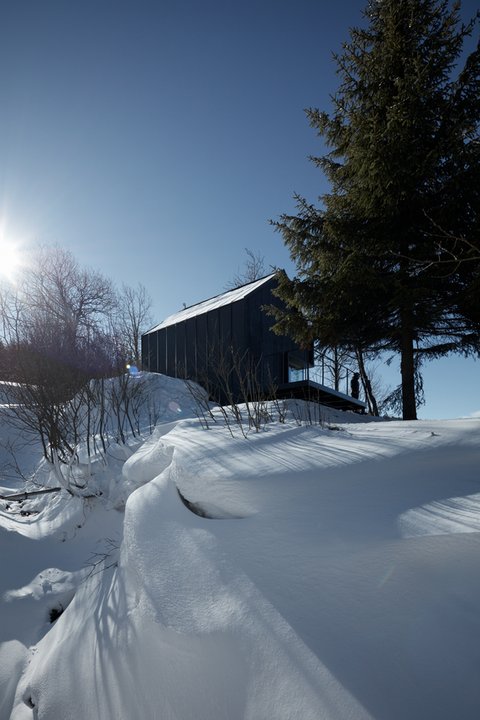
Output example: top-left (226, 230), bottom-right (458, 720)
top-left (0, 241), bottom-right (23, 282)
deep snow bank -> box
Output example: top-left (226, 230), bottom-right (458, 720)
top-left (1, 373), bottom-right (480, 719)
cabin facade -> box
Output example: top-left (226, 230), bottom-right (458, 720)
top-left (141, 273), bottom-right (366, 412)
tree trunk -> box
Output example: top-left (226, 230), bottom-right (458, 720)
top-left (400, 325), bottom-right (417, 420)
top-left (333, 346), bottom-right (340, 391)
top-left (355, 348), bottom-right (379, 416)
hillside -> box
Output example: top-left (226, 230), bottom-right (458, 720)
top-left (1, 374), bottom-right (479, 720)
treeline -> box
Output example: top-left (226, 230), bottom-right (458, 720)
top-left (0, 245), bottom-right (151, 388)
top-left (0, 246), bottom-right (153, 488)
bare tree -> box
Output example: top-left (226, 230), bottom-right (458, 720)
top-left (355, 349), bottom-right (380, 416)
top-left (315, 345), bottom-right (351, 392)
top-left (0, 283), bottom-right (24, 347)
top-left (22, 245), bottom-right (116, 349)
top-left (226, 249), bottom-right (267, 290)
top-left (0, 246), bottom-right (151, 492)
top-left (114, 283), bottom-right (152, 366)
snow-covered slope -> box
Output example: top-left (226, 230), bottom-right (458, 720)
top-left (1, 374), bottom-right (479, 719)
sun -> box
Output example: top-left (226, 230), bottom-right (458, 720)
top-left (0, 241), bottom-right (23, 282)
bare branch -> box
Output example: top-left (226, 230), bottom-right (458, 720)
top-left (226, 249), bottom-right (268, 290)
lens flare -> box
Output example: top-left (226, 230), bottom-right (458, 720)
top-left (0, 241), bottom-right (22, 282)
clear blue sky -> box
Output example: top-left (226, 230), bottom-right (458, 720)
top-left (0, 0), bottom-right (478, 419)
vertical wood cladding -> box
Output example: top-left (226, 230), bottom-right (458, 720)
top-left (142, 275), bottom-right (304, 402)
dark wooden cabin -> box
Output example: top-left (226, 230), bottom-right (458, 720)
top-left (141, 273), bottom-right (366, 412)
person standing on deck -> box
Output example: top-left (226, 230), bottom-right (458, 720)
top-left (350, 372), bottom-right (360, 399)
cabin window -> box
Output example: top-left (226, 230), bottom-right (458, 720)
top-left (287, 350), bottom-right (311, 382)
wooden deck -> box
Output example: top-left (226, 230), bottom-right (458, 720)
top-left (276, 379), bottom-right (367, 413)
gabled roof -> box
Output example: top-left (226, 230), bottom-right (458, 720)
top-left (146, 272), bottom-right (277, 333)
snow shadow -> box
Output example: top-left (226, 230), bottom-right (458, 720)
top-left (204, 442), bottom-right (480, 720)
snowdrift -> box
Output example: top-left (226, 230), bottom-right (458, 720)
top-left (1, 373), bottom-right (479, 719)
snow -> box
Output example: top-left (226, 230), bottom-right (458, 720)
top-left (145, 272), bottom-right (277, 332)
top-left (1, 373), bottom-right (480, 719)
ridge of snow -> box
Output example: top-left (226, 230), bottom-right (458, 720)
top-left (1, 373), bottom-right (479, 719)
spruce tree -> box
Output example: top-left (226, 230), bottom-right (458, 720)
top-left (272, 0), bottom-right (480, 419)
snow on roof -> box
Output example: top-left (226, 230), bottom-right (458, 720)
top-left (146, 272), bottom-right (277, 333)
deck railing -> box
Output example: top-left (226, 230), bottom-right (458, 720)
top-left (288, 351), bottom-right (357, 398)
